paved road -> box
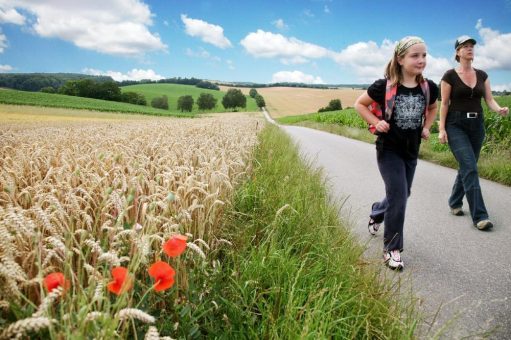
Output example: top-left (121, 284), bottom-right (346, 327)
top-left (280, 123), bottom-right (511, 339)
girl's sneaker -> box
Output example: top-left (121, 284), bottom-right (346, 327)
top-left (383, 250), bottom-right (404, 270)
top-left (368, 218), bottom-right (381, 235)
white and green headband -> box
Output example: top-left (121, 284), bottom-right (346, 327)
top-left (395, 36), bottom-right (424, 55)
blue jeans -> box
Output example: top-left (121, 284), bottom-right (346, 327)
top-left (370, 150), bottom-right (417, 252)
top-left (446, 111), bottom-right (488, 223)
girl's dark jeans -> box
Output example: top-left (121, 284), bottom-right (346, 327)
top-left (446, 111), bottom-right (488, 223)
top-left (370, 149), bottom-right (417, 252)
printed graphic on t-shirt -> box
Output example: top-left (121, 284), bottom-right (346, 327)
top-left (393, 93), bottom-right (425, 130)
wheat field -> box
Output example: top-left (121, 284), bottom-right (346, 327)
top-left (0, 110), bottom-right (262, 338)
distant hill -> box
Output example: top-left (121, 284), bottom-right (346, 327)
top-left (0, 73), bottom-right (113, 92)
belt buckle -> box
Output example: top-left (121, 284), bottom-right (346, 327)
top-left (467, 112), bottom-right (478, 118)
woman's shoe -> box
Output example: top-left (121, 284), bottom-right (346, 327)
top-left (450, 207), bottom-right (464, 216)
top-left (475, 219), bottom-right (493, 230)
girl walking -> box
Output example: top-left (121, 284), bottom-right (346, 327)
top-left (354, 36), bottom-right (438, 270)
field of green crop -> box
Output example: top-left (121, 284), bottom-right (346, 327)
top-left (0, 88), bottom-right (193, 117)
top-left (121, 83), bottom-right (259, 113)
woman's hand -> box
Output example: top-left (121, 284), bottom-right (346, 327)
top-left (421, 127), bottom-right (431, 140)
top-left (438, 130), bottom-right (448, 144)
top-left (498, 107), bottom-right (509, 116)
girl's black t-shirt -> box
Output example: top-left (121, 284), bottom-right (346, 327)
top-left (441, 68), bottom-right (487, 113)
top-left (367, 78), bottom-right (439, 159)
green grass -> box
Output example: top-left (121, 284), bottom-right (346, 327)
top-left (0, 84), bottom-right (259, 116)
top-left (178, 124), bottom-right (421, 338)
top-left (277, 97), bottom-right (511, 186)
top-left (121, 83), bottom-right (259, 113)
top-left (0, 88), bottom-right (193, 117)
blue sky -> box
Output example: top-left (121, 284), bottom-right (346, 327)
top-left (1, 0), bottom-right (511, 89)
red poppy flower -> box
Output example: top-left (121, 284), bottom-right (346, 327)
top-left (148, 261), bottom-right (175, 292)
top-left (163, 234), bottom-right (188, 258)
top-left (107, 267), bottom-right (133, 295)
top-left (43, 272), bottom-right (70, 293)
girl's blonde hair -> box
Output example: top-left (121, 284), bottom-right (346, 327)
top-left (384, 36), bottom-right (425, 86)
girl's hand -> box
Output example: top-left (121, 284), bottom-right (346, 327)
top-left (438, 130), bottom-right (448, 144)
top-left (375, 120), bottom-right (390, 133)
top-left (421, 127), bottom-right (430, 140)
top-left (498, 107), bottom-right (509, 116)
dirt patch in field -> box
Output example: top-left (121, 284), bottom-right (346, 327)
top-left (219, 86), bottom-right (365, 118)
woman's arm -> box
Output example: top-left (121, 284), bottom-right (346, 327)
top-left (483, 79), bottom-right (509, 116)
top-left (354, 92), bottom-right (390, 133)
top-left (438, 80), bottom-right (451, 144)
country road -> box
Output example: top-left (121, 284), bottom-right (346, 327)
top-left (274, 118), bottom-right (511, 338)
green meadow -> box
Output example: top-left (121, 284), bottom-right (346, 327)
top-left (0, 84), bottom-right (258, 116)
top-left (121, 83), bottom-right (259, 113)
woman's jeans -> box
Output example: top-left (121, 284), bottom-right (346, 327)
top-left (370, 150), bottom-right (417, 252)
top-left (446, 111), bottom-right (488, 223)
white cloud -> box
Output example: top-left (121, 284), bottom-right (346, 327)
top-left (333, 39), bottom-right (450, 83)
top-left (240, 30), bottom-right (332, 64)
top-left (83, 68), bottom-right (165, 82)
top-left (324, 5), bottom-right (330, 14)
top-left (472, 19), bottom-right (511, 70)
top-left (0, 64), bottom-right (13, 72)
top-left (0, 6), bottom-right (25, 25)
top-left (0, 32), bottom-right (7, 53)
top-left (226, 59), bottom-right (235, 70)
top-left (271, 70), bottom-right (324, 84)
top-left (3, 0), bottom-right (166, 56)
top-left (492, 83), bottom-right (511, 91)
top-left (181, 14), bottom-right (232, 49)
top-left (273, 19), bottom-right (288, 30)
top-left (185, 47), bottom-right (222, 63)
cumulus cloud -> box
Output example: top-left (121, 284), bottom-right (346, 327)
top-left (0, 64), bottom-right (13, 72)
top-left (472, 19), bottom-right (511, 70)
top-left (0, 32), bottom-right (7, 53)
top-left (1, 0), bottom-right (166, 56)
top-left (332, 39), bottom-right (450, 83)
top-left (273, 19), bottom-right (288, 30)
top-left (0, 6), bottom-right (25, 25)
top-left (83, 68), bottom-right (165, 82)
top-left (240, 30), bottom-right (332, 64)
top-left (492, 83), bottom-right (511, 91)
top-left (271, 70), bottom-right (324, 84)
top-left (181, 14), bottom-right (232, 49)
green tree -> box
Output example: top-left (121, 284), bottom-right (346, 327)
top-left (255, 94), bottom-right (265, 108)
top-left (151, 95), bottom-right (169, 110)
top-left (197, 93), bottom-right (217, 110)
top-left (121, 91), bottom-right (147, 105)
top-left (249, 88), bottom-right (258, 98)
top-left (40, 86), bottom-right (56, 93)
top-left (222, 89), bottom-right (246, 110)
top-left (177, 95), bottom-right (194, 112)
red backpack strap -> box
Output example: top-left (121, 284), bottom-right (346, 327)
top-left (384, 79), bottom-right (397, 121)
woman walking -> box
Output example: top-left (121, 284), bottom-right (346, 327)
top-left (438, 35), bottom-right (509, 230)
top-left (354, 36), bottom-right (438, 270)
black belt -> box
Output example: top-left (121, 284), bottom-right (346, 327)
top-left (450, 111), bottom-right (481, 119)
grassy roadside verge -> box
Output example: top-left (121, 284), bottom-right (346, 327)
top-left (192, 124), bottom-right (419, 338)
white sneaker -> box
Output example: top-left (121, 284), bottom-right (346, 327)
top-left (368, 218), bottom-right (381, 235)
top-left (383, 250), bottom-right (404, 270)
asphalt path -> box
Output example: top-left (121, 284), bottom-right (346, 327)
top-left (276, 120), bottom-right (510, 338)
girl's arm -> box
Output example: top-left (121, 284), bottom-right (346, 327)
top-left (421, 101), bottom-right (437, 140)
top-left (483, 79), bottom-right (509, 116)
top-left (354, 92), bottom-right (390, 133)
top-left (438, 80), bottom-right (451, 144)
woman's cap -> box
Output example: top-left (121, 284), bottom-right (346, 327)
top-left (455, 35), bottom-right (477, 50)
top-left (395, 36), bottom-right (424, 55)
